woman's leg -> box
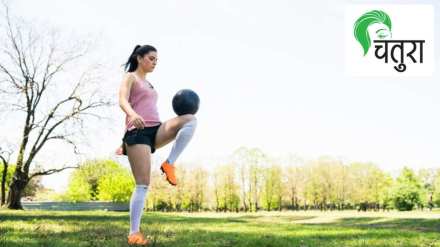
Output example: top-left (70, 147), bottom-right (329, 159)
top-left (126, 144), bottom-right (151, 240)
top-left (116, 114), bottom-right (197, 157)
top-left (154, 114), bottom-right (197, 185)
top-left (155, 114), bottom-right (197, 151)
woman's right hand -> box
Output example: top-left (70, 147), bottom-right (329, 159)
top-left (128, 113), bottom-right (145, 129)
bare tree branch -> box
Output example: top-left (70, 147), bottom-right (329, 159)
top-left (47, 133), bottom-right (80, 154)
top-left (29, 164), bottom-right (79, 179)
top-left (0, 62), bottom-right (22, 90)
top-left (0, 1), bottom-right (112, 209)
top-left (25, 84), bottom-right (111, 173)
top-left (0, 148), bottom-right (12, 165)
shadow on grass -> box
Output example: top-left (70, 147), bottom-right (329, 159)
top-left (1, 211), bottom-right (439, 247)
top-left (1, 221), bottom-right (437, 247)
top-left (304, 217), bottom-right (440, 233)
top-left (0, 211), bottom-right (316, 225)
top-left (0, 211), bottom-right (129, 223)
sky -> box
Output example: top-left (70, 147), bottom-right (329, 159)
top-left (2, 0), bottom-right (440, 191)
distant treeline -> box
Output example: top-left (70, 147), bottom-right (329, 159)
top-left (59, 147), bottom-right (439, 212)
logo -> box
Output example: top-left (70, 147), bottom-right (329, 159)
top-left (354, 10), bottom-right (393, 56)
top-left (345, 5), bottom-right (434, 76)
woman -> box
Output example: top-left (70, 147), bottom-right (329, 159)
top-left (118, 45), bottom-right (197, 245)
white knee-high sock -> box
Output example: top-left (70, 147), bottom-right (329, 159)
top-left (167, 118), bottom-right (197, 164)
top-left (129, 184), bottom-right (148, 234)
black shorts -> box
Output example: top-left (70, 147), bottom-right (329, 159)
top-left (122, 124), bottom-right (161, 154)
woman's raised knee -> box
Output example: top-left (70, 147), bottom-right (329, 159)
top-left (180, 114), bottom-right (196, 125)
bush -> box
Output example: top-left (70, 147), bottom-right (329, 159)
top-left (392, 167), bottom-right (423, 211)
top-left (392, 184), bottom-right (421, 211)
top-left (64, 159), bottom-right (133, 202)
top-left (1, 164), bottom-right (44, 200)
top-left (63, 173), bottom-right (92, 202)
top-left (0, 164), bottom-right (15, 192)
top-left (97, 169), bottom-right (134, 203)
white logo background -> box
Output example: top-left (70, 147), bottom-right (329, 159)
top-left (345, 4), bottom-right (434, 77)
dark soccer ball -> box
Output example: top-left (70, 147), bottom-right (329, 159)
top-left (172, 89), bottom-right (200, 116)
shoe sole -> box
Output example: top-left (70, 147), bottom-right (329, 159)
top-left (127, 241), bottom-right (148, 246)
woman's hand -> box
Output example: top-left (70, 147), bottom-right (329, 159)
top-left (128, 113), bottom-right (145, 129)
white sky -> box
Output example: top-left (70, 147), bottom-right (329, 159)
top-left (2, 0), bottom-right (440, 191)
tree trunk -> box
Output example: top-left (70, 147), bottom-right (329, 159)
top-left (290, 187), bottom-right (295, 209)
top-left (1, 163), bottom-right (7, 206)
top-left (6, 174), bottom-right (29, 210)
top-left (278, 195), bottom-right (282, 211)
top-left (242, 194), bottom-right (248, 212)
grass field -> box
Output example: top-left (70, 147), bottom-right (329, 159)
top-left (0, 209), bottom-right (439, 247)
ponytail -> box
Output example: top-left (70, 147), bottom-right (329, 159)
top-left (124, 45), bottom-right (157, 72)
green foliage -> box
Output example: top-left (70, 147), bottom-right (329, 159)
top-left (0, 164), bottom-right (45, 200)
top-left (349, 162), bottom-right (390, 205)
top-left (0, 164), bottom-right (15, 190)
top-left (0, 164), bottom-right (15, 203)
top-left (97, 169), bottom-right (134, 203)
top-left (62, 174), bottom-right (91, 202)
top-left (261, 165), bottom-right (282, 211)
top-left (23, 176), bottom-right (44, 198)
top-left (147, 170), bottom-right (175, 211)
top-left (182, 167), bottom-right (207, 211)
top-left (392, 186), bottom-right (421, 211)
top-left (214, 164), bottom-right (240, 211)
top-left (57, 149), bottom-right (439, 213)
top-left (392, 167), bottom-right (423, 211)
top-left (64, 159), bottom-right (130, 202)
top-left (431, 169), bottom-right (440, 207)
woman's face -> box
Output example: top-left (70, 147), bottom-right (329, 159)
top-left (367, 22), bottom-right (391, 40)
top-left (138, 51), bottom-right (158, 73)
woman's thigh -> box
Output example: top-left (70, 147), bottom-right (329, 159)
top-left (126, 144), bottom-right (152, 185)
top-left (154, 114), bottom-right (196, 150)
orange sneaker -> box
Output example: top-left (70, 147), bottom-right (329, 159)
top-left (127, 232), bottom-right (149, 245)
top-left (160, 161), bottom-right (177, 186)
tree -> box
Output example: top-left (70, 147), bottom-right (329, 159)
top-left (304, 157), bottom-right (338, 210)
top-left (282, 154), bottom-right (305, 210)
top-left (232, 147), bottom-right (251, 211)
top-left (248, 148), bottom-right (265, 212)
top-left (98, 168), bottom-right (134, 203)
top-left (392, 167), bottom-right (423, 211)
top-left (431, 169), bottom-right (440, 207)
top-left (0, 146), bottom-right (12, 205)
top-left (418, 168), bottom-right (437, 210)
top-left (261, 164), bottom-right (282, 211)
top-left (349, 162), bottom-right (372, 208)
top-left (212, 167), bottom-right (221, 211)
top-left (64, 159), bottom-right (122, 202)
top-left (0, 3), bottom-right (112, 209)
top-left (348, 162), bottom-right (390, 211)
top-left (333, 162), bottom-right (350, 210)
top-left (367, 165), bottom-right (392, 210)
top-left (378, 175), bottom-right (393, 211)
top-left (230, 147), bottom-right (266, 212)
top-left (148, 169), bottom-right (174, 211)
top-left (1, 164), bottom-right (44, 203)
top-left (187, 167), bottom-right (208, 211)
top-left (213, 164), bottom-right (239, 212)
top-left (174, 166), bottom-right (188, 211)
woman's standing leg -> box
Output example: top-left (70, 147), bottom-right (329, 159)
top-left (126, 144), bottom-right (151, 245)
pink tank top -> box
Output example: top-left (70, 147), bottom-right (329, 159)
top-left (125, 74), bottom-right (161, 130)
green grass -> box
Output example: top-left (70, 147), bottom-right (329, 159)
top-left (1, 209), bottom-right (439, 247)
